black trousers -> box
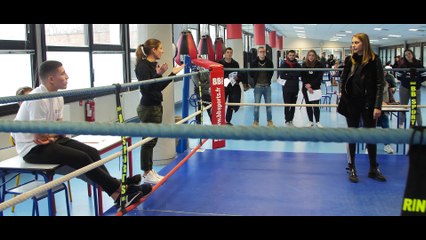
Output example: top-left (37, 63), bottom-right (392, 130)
top-left (345, 101), bottom-right (378, 169)
top-left (282, 88), bottom-right (299, 122)
top-left (24, 137), bottom-right (120, 196)
top-left (302, 89), bottom-right (320, 123)
top-left (137, 104), bottom-right (163, 171)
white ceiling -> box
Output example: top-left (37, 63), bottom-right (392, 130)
top-left (242, 24), bottom-right (426, 47)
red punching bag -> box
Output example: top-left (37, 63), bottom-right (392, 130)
top-left (214, 37), bottom-right (225, 62)
top-left (197, 34), bottom-right (215, 62)
top-left (174, 30), bottom-right (197, 65)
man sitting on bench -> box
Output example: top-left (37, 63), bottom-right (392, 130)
top-left (12, 60), bottom-right (151, 209)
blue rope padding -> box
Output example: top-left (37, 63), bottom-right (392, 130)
top-left (1, 120), bottom-right (425, 145)
top-left (0, 71), bottom-right (205, 105)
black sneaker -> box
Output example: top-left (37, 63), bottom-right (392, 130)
top-left (368, 167), bottom-right (386, 182)
top-left (126, 174), bottom-right (142, 185)
top-left (115, 185), bottom-right (143, 209)
top-left (346, 167), bottom-right (359, 183)
top-left (137, 183), bottom-right (152, 196)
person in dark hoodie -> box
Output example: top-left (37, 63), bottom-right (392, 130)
top-left (249, 46), bottom-right (274, 127)
top-left (339, 33), bottom-right (385, 183)
top-left (218, 47), bottom-right (248, 125)
top-left (301, 50), bottom-right (324, 128)
top-left (135, 38), bottom-right (185, 184)
top-left (279, 50), bottom-right (301, 126)
top-left (395, 49), bottom-right (426, 127)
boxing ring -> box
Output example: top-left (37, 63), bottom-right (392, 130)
top-left (1, 64), bottom-right (425, 216)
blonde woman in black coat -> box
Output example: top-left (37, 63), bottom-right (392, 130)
top-left (339, 33), bottom-right (386, 183)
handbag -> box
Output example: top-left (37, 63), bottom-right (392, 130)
top-left (337, 93), bottom-right (349, 117)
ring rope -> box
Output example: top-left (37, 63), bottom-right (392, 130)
top-left (1, 120), bottom-right (425, 144)
top-left (0, 71), bottom-right (207, 105)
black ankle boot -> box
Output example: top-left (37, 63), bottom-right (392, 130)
top-left (368, 165), bottom-right (386, 182)
top-left (346, 166), bottom-right (359, 183)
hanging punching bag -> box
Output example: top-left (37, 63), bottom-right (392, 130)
top-left (174, 30), bottom-right (197, 65)
top-left (214, 37), bottom-right (225, 62)
top-left (197, 34), bottom-right (215, 62)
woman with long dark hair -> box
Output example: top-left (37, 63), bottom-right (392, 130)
top-left (135, 39), bottom-right (184, 184)
top-left (301, 49), bottom-right (324, 127)
top-left (395, 49), bottom-right (426, 127)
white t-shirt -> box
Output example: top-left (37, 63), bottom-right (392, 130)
top-left (12, 84), bottom-right (64, 157)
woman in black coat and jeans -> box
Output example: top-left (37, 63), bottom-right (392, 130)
top-left (339, 33), bottom-right (386, 183)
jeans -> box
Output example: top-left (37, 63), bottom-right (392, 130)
top-left (253, 85), bottom-right (272, 122)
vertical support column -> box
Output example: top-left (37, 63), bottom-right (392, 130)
top-left (269, 31), bottom-right (276, 48)
top-left (254, 24), bottom-right (265, 47)
top-left (226, 24), bottom-right (244, 66)
top-left (137, 24), bottom-right (176, 164)
top-left (278, 35), bottom-right (283, 50)
top-left (269, 31), bottom-right (277, 80)
top-left (226, 24), bottom-right (245, 103)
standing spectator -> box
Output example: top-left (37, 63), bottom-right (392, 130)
top-left (339, 33), bottom-right (386, 183)
top-left (135, 39), bottom-right (185, 184)
top-left (250, 46), bottom-right (274, 127)
top-left (218, 47), bottom-right (247, 125)
top-left (301, 50), bottom-right (324, 128)
top-left (320, 52), bottom-right (327, 67)
top-left (326, 54), bottom-right (336, 81)
top-left (392, 55), bottom-right (401, 69)
top-left (279, 50), bottom-right (301, 126)
top-left (327, 54), bottom-right (336, 68)
top-left (383, 66), bottom-right (397, 103)
top-left (395, 49), bottom-right (426, 127)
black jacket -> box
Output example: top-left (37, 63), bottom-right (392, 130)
top-left (218, 58), bottom-right (247, 85)
top-left (395, 60), bottom-right (426, 90)
top-left (301, 61), bottom-right (323, 92)
top-left (249, 57), bottom-right (274, 86)
top-left (279, 59), bottom-right (302, 92)
top-left (135, 59), bottom-right (173, 106)
top-left (218, 58), bottom-right (245, 106)
top-left (340, 54), bottom-right (384, 110)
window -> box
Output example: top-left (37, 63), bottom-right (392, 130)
top-left (210, 25), bottom-right (216, 42)
top-left (423, 46), bottom-right (426, 67)
top-left (0, 24), bottom-right (26, 41)
top-left (46, 51), bottom-right (91, 90)
top-left (45, 24), bottom-right (88, 47)
top-left (130, 51), bottom-right (137, 82)
top-left (344, 48), bottom-right (351, 58)
top-left (92, 53), bottom-right (124, 86)
top-left (188, 28), bottom-right (198, 47)
top-left (93, 24), bottom-right (121, 45)
top-left (129, 24), bottom-right (139, 49)
top-left (0, 54), bottom-right (33, 100)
